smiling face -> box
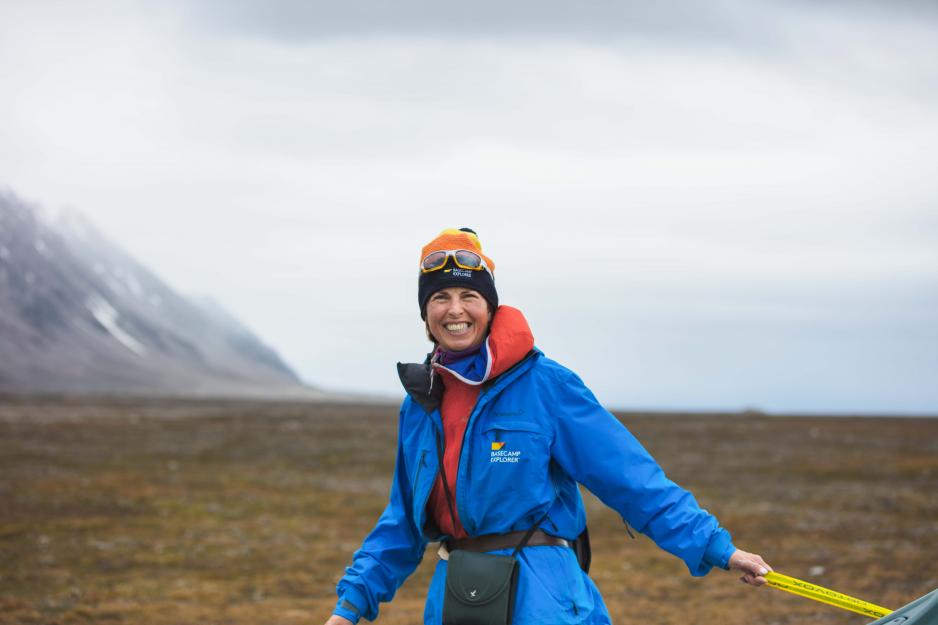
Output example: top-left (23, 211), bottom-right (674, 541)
top-left (425, 287), bottom-right (493, 352)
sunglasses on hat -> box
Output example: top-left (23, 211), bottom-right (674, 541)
top-left (421, 249), bottom-right (492, 274)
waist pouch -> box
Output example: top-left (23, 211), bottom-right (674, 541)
top-left (443, 550), bottom-right (519, 625)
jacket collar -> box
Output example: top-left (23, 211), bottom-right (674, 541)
top-left (432, 305), bottom-right (534, 385)
top-left (398, 305), bottom-right (537, 412)
top-left (396, 359), bottom-right (442, 414)
top-left (397, 349), bottom-right (540, 414)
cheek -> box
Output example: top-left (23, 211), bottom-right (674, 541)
top-left (425, 304), bottom-right (446, 324)
top-left (471, 306), bottom-right (491, 328)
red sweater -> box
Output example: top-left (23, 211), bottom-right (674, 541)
top-left (426, 306), bottom-right (535, 538)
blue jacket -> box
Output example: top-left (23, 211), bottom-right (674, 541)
top-left (334, 349), bottom-right (735, 624)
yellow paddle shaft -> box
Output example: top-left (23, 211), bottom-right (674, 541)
top-left (765, 572), bottom-right (893, 619)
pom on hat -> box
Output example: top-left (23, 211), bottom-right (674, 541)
top-left (417, 227), bottom-right (498, 319)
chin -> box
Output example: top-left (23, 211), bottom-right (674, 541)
top-left (442, 335), bottom-right (481, 352)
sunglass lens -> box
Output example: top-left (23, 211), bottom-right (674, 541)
top-left (454, 250), bottom-right (482, 269)
top-left (422, 251), bottom-right (447, 271)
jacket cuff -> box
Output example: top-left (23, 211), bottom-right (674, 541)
top-left (703, 529), bottom-right (735, 570)
top-left (334, 585), bottom-right (368, 624)
top-left (333, 601), bottom-right (361, 624)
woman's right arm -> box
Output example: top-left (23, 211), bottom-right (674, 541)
top-left (543, 364), bottom-right (737, 577)
top-left (326, 401), bottom-right (428, 624)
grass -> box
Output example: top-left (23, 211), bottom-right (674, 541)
top-left (1, 395), bottom-right (936, 624)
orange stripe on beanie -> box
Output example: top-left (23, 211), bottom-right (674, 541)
top-left (419, 228), bottom-right (496, 275)
top-left (417, 227), bottom-right (498, 319)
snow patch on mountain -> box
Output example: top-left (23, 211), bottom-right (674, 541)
top-left (86, 294), bottom-right (147, 357)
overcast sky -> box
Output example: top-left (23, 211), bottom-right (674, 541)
top-left (2, 0), bottom-right (937, 413)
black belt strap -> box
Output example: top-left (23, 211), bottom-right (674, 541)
top-left (445, 530), bottom-right (569, 554)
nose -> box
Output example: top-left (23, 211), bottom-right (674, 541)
top-left (445, 299), bottom-right (465, 316)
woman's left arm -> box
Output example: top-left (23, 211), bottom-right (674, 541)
top-left (543, 364), bottom-right (770, 581)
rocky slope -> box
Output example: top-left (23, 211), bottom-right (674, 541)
top-left (0, 190), bottom-right (318, 398)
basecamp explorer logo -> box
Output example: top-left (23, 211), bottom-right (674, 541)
top-left (490, 441), bottom-right (521, 463)
top-left (444, 267), bottom-right (474, 278)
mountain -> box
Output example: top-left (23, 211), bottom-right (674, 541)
top-left (0, 190), bottom-right (319, 398)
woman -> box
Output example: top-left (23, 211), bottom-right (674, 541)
top-left (325, 228), bottom-right (771, 625)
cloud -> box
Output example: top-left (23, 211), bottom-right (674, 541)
top-left (171, 0), bottom-right (938, 49)
top-left (1, 0), bottom-right (936, 411)
top-left (175, 0), bottom-right (775, 45)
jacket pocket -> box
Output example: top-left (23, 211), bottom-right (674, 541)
top-left (481, 421), bottom-right (545, 468)
top-left (513, 547), bottom-right (593, 625)
top-left (412, 449), bottom-right (433, 528)
top-left (482, 420), bottom-right (543, 436)
top-left (413, 449), bottom-right (427, 494)
top-left (474, 422), bottom-right (551, 519)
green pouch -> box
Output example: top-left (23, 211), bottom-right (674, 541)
top-left (442, 550), bottom-right (519, 625)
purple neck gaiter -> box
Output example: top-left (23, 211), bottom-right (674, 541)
top-left (436, 343), bottom-right (483, 366)
top-left (433, 338), bottom-right (491, 384)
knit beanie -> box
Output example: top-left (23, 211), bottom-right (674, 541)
top-left (418, 227), bottom-right (498, 319)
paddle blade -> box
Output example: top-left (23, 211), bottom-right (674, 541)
top-left (867, 588), bottom-right (938, 625)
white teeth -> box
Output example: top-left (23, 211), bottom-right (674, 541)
top-left (445, 322), bottom-right (469, 332)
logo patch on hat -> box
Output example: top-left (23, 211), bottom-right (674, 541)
top-left (452, 268), bottom-right (473, 278)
